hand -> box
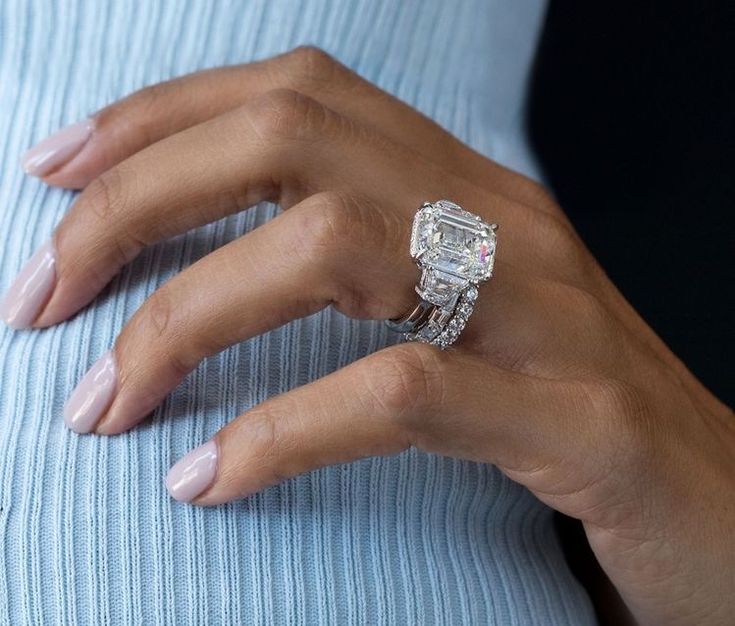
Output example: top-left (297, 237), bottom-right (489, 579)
top-left (3, 47), bottom-right (733, 625)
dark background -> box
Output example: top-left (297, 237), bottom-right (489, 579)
top-left (528, 1), bottom-right (734, 407)
top-left (528, 3), bottom-right (733, 621)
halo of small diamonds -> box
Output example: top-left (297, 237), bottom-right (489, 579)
top-left (409, 200), bottom-right (496, 285)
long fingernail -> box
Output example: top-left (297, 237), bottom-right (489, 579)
top-left (21, 118), bottom-right (94, 177)
top-left (64, 350), bottom-right (118, 434)
top-left (165, 441), bottom-right (218, 503)
top-left (0, 239), bottom-right (57, 329)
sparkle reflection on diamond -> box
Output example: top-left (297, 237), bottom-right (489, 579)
top-left (410, 201), bottom-right (496, 284)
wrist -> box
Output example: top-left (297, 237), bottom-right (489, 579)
top-left (585, 394), bottom-right (735, 625)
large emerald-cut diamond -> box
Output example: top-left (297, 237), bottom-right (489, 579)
top-left (410, 201), bottom-right (496, 282)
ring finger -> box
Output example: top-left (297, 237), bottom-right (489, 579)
top-left (65, 189), bottom-right (567, 439)
top-left (64, 190), bottom-right (416, 436)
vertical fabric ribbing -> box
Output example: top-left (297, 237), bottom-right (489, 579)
top-left (0, 1), bottom-right (597, 624)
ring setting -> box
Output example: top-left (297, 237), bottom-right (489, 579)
top-left (386, 200), bottom-right (497, 348)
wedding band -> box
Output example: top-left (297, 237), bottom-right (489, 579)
top-left (386, 200), bottom-right (497, 349)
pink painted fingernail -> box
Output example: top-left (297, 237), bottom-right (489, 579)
top-left (0, 239), bottom-right (57, 329)
top-left (165, 441), bottom-right (218, 503)
top-left (64, 350), bottom-right (118, 434)
top-left (21, 118), bottom-right (94, 177)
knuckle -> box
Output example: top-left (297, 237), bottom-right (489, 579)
top-left (245, 88), bottom-right (328, 142)
top-left (244, 412), bottom-right (299, 487)
top-left (126, 288), bottom-right (195, 379)
top-left (585, 379), bottom-right (641, 421)
top-left (248, 413), bottom-right (280, 464)
top-left (82, 169), bottom-right (126, 223)
top-left (582, 378), bottom-right (653, 463)
top-left (366, 344), bottom-right (447, 422)
top-left (142, 288), bottom-right (176, 341)
top-left (123, 79), bottom-right (181, 117)
top-left (130, 81), bottom-right (172, 113)
top-left (298, 191), bottom-right (362, 256)
top-left (96, 81), bottom-right (173, 144)
top-left (297, 191), bottom-right (404, 262)
top-left (528, 209), bottom-right (594, 275)
top-left (523, 178), bottom-right (559, 214)
top-left (120, 82), bottom-right (173, 136)
top-left (71, 170), bottom-right (146, 269)
top-left (533, 207), bottom-right (574, 248)
top-left (282, 45), bottom-right (342, 86)
top-left (289, 192), bottom-right (412, 318)
top-left (559, 283), bottom-right (611, 328)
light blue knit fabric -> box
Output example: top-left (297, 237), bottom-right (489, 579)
top-left (0, 1), bottom-right (598, 624)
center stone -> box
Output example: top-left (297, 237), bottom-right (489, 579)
top-left (410, 201), bottom-right (496, 282)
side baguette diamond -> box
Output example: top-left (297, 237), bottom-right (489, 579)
top-left (399, 200), bottom-right (497, 348)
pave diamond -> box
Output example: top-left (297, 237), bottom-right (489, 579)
top-left (410, 201), bottom-right (496, 282)
top-left (465, 286), bottom-right (479, 302)
top-left (427, 286), bottom-right (478, 350)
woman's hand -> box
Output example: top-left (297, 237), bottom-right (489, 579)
top-left (3, 47), bottom-right (733, 625)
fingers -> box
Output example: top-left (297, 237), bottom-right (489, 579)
top-left (172, 343), bottom-right (434, 505)
top-left (18, 82), bottom-right (525, 330)
top-left (26, 46), bottom-right (555, 214)
top-left (164, 342), bottom-right (585, 505)
top-left (20, 46), bottom-right (428, 188)
top-left (28, 65), bottom-right (265, 189)
top-left (8, 49), bottom-right (568, 330)
top-left (63, 192), bottom-right (416, 436)
top-left (26, 89), bottom-right (374, 328)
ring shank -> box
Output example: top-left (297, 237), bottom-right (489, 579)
top-left (385, 298), bottom-right (436, 334)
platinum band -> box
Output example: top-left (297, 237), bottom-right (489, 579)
top-left (385, 298), bottom-right (435, 334)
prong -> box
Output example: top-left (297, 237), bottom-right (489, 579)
top-left (490, 223), bottom-right (499, 232)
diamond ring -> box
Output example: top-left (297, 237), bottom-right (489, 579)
top-left (386, 200), bottom-right (497, 349)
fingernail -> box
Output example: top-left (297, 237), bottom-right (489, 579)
top-left (165, 441), bottom-right (218, 503)
top-left (0, 239), bottom-right (57, 329)
top-left (21, 118), bottom-right (94, 177)
top-left (64, 350), bottom-right (118, 434)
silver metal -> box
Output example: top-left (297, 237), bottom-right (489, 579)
top-left (385, 298), bottom-right (436, 334)
top-left (385, 200), bottom-right (498, 349)
top-left (405, 303), bottom-right (454, 343)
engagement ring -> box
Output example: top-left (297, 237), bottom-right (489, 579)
top-left (386, 200), bottom-right (497, 348)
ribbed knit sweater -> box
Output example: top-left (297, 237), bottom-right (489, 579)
top-left (0, 1), bottom-right (597, 623)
